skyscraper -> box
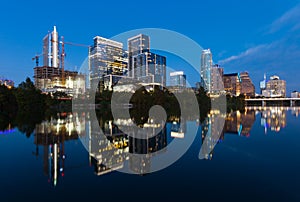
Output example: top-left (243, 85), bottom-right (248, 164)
top-left (43, 26), bottom-right (59, 68)
top-left (89, 36), bottom-right (128, 91)
top-left (128, 34), bottom-right (150, 55)
top-left (240, 72), bottom-right (255, 97)
top-left (211, 64), bottom-right (224, 94)
top-left (200, 49), bottom-right (212, 92)
top-left (127, 34), bottom-right (166, 87)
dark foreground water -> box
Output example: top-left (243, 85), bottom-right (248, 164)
top-left (1, 107), bottom-right (300, 201)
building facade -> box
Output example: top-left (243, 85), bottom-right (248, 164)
top-left (200, 49), bottom-right (212, 92)
top-left (223, 73), bottom-right (241, 96)
top-left (89, 36), bottom-right (128, 91)
top-left (240, 72), bottom-right (255, 97)
top-left (34, 66), bottom-right (85, 96)
top-left (43, 26), bottom-right (59, 68)
top-left (128, 34), bottom-right (166, 87)
top-left (210, 64), bottom-right (224, 94)
top-left (170, 71), bottom-right (186, 87)
top-left (291, 91), bottom-right (300, 98)
top-left (34, 26), bottom-right (86, 97)
top-left (262, 75), bottom-right (286, 98)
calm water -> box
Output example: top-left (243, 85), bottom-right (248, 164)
top-left (1, 107), bottom-right (300, 201)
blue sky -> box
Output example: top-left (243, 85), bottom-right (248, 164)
top-left (0, 0), bottom-right (300, 94)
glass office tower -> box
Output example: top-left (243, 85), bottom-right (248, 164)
top-left (200, 49), bottom-right (212, 92)
top-left (128, 34), bottom-right (166, 87)
top-left (89, 36), bottom-right (128, 91)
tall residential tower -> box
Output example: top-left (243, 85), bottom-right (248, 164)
top-left (200, 49), bottom-right (212, 92)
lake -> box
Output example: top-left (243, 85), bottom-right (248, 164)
top-left (0, 107), bottom-right (300, 201)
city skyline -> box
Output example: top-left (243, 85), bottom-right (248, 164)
top-left (1, 0), bottom-right (300, 94)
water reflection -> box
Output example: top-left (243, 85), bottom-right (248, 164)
top-left (7, 106), bottom-right (298, 186)
top-left (88, 116), bottom-right (168, 176)
top-left (31, 113), bottom-right (84, 186)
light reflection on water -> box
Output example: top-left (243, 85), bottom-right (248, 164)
top-left (0, 107), bottom-right (300, 200)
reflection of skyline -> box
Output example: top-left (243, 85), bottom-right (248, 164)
top-left (201, 109), bottom-right (256, 160)
top-left (29, 107), bottom-right (300, 184)
top-left (224, 110), bottom-right (256, 137)
top-left (84, 115), bottom-right (168, 176)
top-left (260, 107), bottom-right (286, 133)
top-left (33, 113), bottom-right (83, 186)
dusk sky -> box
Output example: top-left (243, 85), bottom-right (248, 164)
top-left (1, 0), bottom-right (300, 93)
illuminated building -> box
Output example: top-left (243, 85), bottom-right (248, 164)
top-left (43, 26), bottom-right (59, 68)
top-left (34, 26), bottom-right (86, 97)
top-left (200, 49), bottom-right (212, 92)
top-left (223, 73), bottom-right (241, 96)
top-left (240, 72), bottom-right (255, 97)
top-left (128, 34), bottom-right (166, 87)
top-left (262, 75), bottom-right (286, 98)
top-left (211, 64), bottom-right (224, 94)
top-left (89, 36), bottom-right (128, 91)
top-left (34, 67), bottom-right (85, 96)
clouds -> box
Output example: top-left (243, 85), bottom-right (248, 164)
top-left (218, 3), bottom-right (300, 94)
top-left (218, 44), bottom-right (268, 65)
top-left (268, 3), bottom-right (300, 33)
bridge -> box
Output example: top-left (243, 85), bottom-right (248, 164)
top-left (245, 98), bottom-right (300, 107)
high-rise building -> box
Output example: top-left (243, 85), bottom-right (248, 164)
top-left (240, 72), bottom-right (255, 97)
top-left (43, 26), bottom-right (59, 68)
top-left (128, 34), bottom-right (150, 56)
top-left (262, 75), bottom-right (286, 97)
top-left (89, 36), bottom-right (128, 91)
top-left (200, 49), bottom-right (212, 92)
top-left (223, 73), bottom-right (241, 96)
top-left (211, 64), bottom-right (224, 94)
top-left (35, 26), bottom-right (85, 97)
top-left (170, 71), bottom-right (186, 87)
top-left (127, 34), bottom-right (166, 87)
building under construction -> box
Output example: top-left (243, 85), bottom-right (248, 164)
top-left (33, 26), bottom-right (85, 97)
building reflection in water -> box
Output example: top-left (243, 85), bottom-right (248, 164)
top-left (200, 110), bottom-right (226, 160)
top-left (291, 107), bottom-right (300, 117)
top-left (260, 107), bottom-right (286, 133)
top-left (86, 115), bottom-right (168, 175)
top-left (170, 117), bottom-right (186, 139)
top-left (33, 113), bottom-right (84, 186)
top-left (32, 107), bottom-right (297, 183)
top-left (259, 107), bottom-right (287, 134)
top-left (201, 109), bottom-right (256, 160)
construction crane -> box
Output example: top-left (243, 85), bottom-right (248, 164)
top-left (60, 36), bottom-right (66, 85)
top-left (32, 53), bottom-right (43, 67)
top-left (59, 37), bottom-right (90, 85)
